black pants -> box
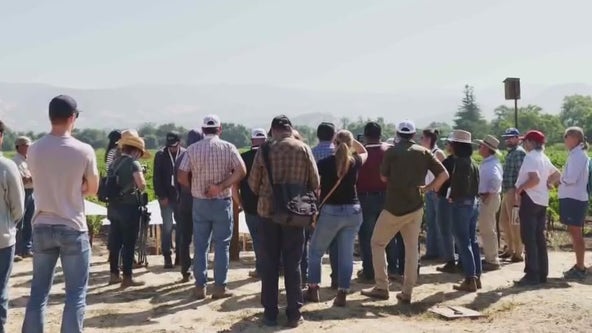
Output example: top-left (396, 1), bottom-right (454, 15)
top-left (176, 196), bottom-right (194, 276)
top-left (260, 218), bottom-right (305, 321)
top-left (108, 203), bottom-right (141, 277)
top-left (519, 193), bottom-right (548, 282)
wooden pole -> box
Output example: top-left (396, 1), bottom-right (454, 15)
top-left (230, 199), bottom-right (240, 261)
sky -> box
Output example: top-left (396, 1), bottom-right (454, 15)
top-left (1, 0), bottom-right (591, 93)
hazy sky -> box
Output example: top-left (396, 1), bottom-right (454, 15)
top-left (1, 0), bottom-right (591, 93)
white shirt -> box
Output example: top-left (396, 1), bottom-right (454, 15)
top-left (478, 155), bottom-right (503, 194)
top-left (425, 147), bottom-right (443, 185)
top-left (558, 145), bottom-right (589, 201)
top-left (515, 150), bottom-right (558, 207)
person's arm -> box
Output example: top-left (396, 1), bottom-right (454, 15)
top-left (177, 153), bottom-right (191, 188)
top-left (6, 162), bottom-right (25, 222)
top-left (232, 185), bottom-right (243, 211)
top-left (131, 161), bottom-right (147, 191)
top-left (206, 146), bottom-right (247, 197)
top-left (352, 139), bottom-right (368, 164)
top-left (248, 150), bottom-right (263, 195)
top-left (379, 149), bottom-right (392, 183)
top-left (422, 152), bottom-right (449, 193)
top-left (82, 148), bottom-right (99, 197)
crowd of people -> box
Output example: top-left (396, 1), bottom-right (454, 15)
top-left (0, 94), bottom-right (589, 332)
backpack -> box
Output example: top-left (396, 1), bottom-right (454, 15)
top-left (586, 157), bottom-right (592, 196)
top-left (261, 143), bottom-right (318, 227)
top-left (98, 156), bottom-right (132, 203)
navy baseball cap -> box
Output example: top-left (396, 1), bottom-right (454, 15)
top-left (501, 128), bottom-right (520, 138)
top-left (166, 132), bottom-right (181, 147)
top-left (49, 95), bottom-right (79, 119)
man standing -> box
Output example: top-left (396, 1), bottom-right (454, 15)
top-left (154, 132), bottom-right (185, 268)
top-left (362, 120), bottom-right (448, 304)
top-left (248, 115), bottom-right (319, 328)
top-left (13, 136), bottom-right (34, 259)
top-left (23, 95), bottom-right (99, 333)
top-left (234, 128), bottom-right (267, 279)
top-left (356, 122), bottom-right (401, 283)
top-left (0, 120), bottom-right (25, 333)
top-left (475, 135), bottom-right (503, 271)
top-left (499, 128), bottom-right (526, 262)
top-left (178, 115), bottom-right (246, 300)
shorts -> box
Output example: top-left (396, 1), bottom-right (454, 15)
top-left (559, 198), bottom-right (588, 227)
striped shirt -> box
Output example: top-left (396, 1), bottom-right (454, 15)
top-left (312, 141), bottom-right (335, 162)
top-left (179, 135), bottom-right (244, 199)
top-left (105, 148), bottom-right (119, 172)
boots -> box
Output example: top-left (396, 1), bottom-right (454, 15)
top-left (453, 277), bottom-right (478, 292)
top-left (194, 285), bottom-right (206, 300)
top-left (121, 276), bottom-right (145, 288)
top-left (304, 285), bottom-right (320, 303)
top-left (211, 285), bottom-right (234, 299)
top-left (476, 277), bottom-right (482, 289)
top-left (108, 273), bottom-right (122, 285)
top-left (333, 290), bottom-right (347, 307)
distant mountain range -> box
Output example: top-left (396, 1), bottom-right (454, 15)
top-left (1, 82), bottom-right (591, 132)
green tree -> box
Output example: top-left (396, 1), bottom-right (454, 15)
top-left (453, 85), bottom-right (489, 138)
top-left (491, 104), bottom-right (564, 145)
top-left (221, 123), bottom-right (250, 149)
top-left (294, 125), bottom-right (317, 145)
top-left (559, 95), bottom-right (592, 134)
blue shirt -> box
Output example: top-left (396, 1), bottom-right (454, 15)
top-left (478, 155), bottom-right (503, 194)
top-left (312, 141), bottom-right (335, 162)
top-left (558, 145), bottom-right (589, 201)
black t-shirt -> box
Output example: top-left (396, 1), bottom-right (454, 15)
top-left (438, 155), bottom-right (455, 197)
top-left (239, 148), bottom-right (259, 214)
top-left (318, 154), bottom-right (363, 205)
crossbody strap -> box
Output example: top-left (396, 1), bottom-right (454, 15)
top-left (318, 171), bottom-right (345, 210)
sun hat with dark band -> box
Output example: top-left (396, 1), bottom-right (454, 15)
top-left (474, 135), bottom-right (501, 155)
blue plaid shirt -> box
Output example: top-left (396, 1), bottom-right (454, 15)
top-left (312, 141), bottom-right (335, 162)
top-left (502, 146), bottom-right (526, 192)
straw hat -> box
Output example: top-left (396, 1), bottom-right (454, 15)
top-left (448, 130), bottom-right (472, 144)
top-left (118, 130), bottom-right (150, 159)
top-left (474, 135), bottom-right (501, 155)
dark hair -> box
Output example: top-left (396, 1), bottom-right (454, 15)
top-left (105, 130), bottom-right (121, 162)
top-left (202, 127), bottom-right (219, 135)
top-left (451, 141), bottom-right (473, 158)
top-left (0, 120), bottom-right (5, 135)
top-left (121, 145), bottom-right (141, 156)
top-left (364, 122), bottom-right (382, 140)
top-left (397, 132), bottom-right (414, 141)
top-left (317, 122), bottom-right (336, 142)
top-left (422, 129), bottom-right (439, 149)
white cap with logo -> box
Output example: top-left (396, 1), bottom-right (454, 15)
top-left (396, 120), bottom-right (416, 134)
top-left (251, 128), bottom-right (268, 139)
top-left (202, 115), bottom-right (221, 128)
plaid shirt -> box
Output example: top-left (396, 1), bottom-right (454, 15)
top-left (179, 135), bottom-right (244, 199)
top-left (248, 134), bottom-right (320, 218)
top-left (312, 141), bottom-right (335, 162)
top-left (502, 146), bottom-right (526, 192)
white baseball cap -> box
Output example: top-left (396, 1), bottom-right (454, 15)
top-left (396, 120), bottom-right (416, 134)
top-left (202, 114), bottom-right (221, 128)
top-left (251, 128), bottom-right (267, 139)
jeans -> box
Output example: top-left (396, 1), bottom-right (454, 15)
top-left (16, 189), bottom-right (35, 255)
top-left (519, 193), bottom-right (548, 282)
top-left (424, 191), bottom-right (442, 258)
top-left (159, 202), bottom-right (175, 257)
top-left (302, 231), bottom-right (338, 284)
top-left (451, 197), bottom-right (482, 278)
top-left (175, 197), bottom-right (193, 276)
top-left (260, 218), bottom-right (305, 322)
top-left (308, 204), bottom-right (363, 290)
top-left (437, 196), bottom-right (455, 262)
top-left (244, 213), bottom-right (264, 274)
top-left (23, 225), bottom-right (91, 333)
top-left (107, 203), bottom-right (141, 277)
top-left (0, 245), bottom-right (15, 333)
top-left (358, 192), bottom-right (400, 279)
top-left (192, 198), bottom-right (233, 287)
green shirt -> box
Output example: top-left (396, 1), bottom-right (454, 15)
top-left (380, 140), bottom-right (446, 216)
top-left (449, 157), bottom-right (479, 201)
top-left (111, 155), bottom-right (142, 205)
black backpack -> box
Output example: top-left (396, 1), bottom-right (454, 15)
top-left (98, 156), bottom-right (132, 203)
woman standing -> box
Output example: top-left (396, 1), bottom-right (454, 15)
top-left (515, 130), bottom-right (560, 286)
top-left (436, 138), bottom-right (458, 273)
top-left (107, 131), bottom-right (151, 288)
top-left (447, 130), bottom-right (481, 292)
top-left (558, 127), bottom-right (588, 280)
top-left (105, 130), bottom-right (122, 171)
top-left (306, 130), bottom-right (367, 307)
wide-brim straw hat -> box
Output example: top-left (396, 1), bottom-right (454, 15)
top-left (447, 130), bottom-right (472, 144)
top-left (474, 135), bottom-right (501, 155)
top-left (118, 132), bottom-right (151, 159)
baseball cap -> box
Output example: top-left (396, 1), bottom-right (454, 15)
top-left (396, 120), bottom-right (416, 134)
top-left (520, 130), bottom-right (545, 144)
top-left (364, 121), bottom-right (382, 139)
top-left (15, 136), bottom-right (32, 146)
top-left (502, 128), bottom-right (521, 138)
top-left (251, 128), bottom-right (267, 139)
top-left (202, 115), bottom-right (221, 128)
top-left (49, 95), bottom-right (79, 119)
top-left (270, 115), bottom-right (292, 130)
top-left (186, 129), bottom-right (203, 146)
top-left (166, 132), bottom-right (181, 147)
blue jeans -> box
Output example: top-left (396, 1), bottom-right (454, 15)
top-left (192, 198), bottom-right (233, 287)
top-left (451, 198), bottom-right (481, 278)
top-left (23, 225), bottom-right (91, 333)
top-left (16, 189), bottom-right (35, 255)
top-left (308, 204), bottom-right (363, 290)
top-left (244, 213), bottom-right (264, 274)
top-left (159, 202), bottom-right (175, 257)
top-left (358, 192), bottom-right (400, 278)
top-left (0, 245), bottom-right (15, 333)
top-left (437, 196), bottom-right (455, 262)
top-left (424, 191), bottom-right (442, 258)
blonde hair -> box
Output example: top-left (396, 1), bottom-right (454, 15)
top-left (565, 126), bottom-right (588, 150)
top-left (334, 130), bottom-right (355, 178)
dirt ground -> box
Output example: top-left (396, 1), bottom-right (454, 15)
top-left (5, 243), bottom-right (592, 333)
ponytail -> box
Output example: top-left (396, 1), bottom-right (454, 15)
top-left (334, 129), bottom-right (355, 178)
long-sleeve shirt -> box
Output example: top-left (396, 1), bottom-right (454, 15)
top-left (153, 146), bottom-right (186, 200)
top-left (502, 146), bottom-right (526, 192)
top-left (558, 145), bottom-right (589, 201)
top-left (478, 155), bottom-right (503, 194)
top-left (12, 153), bottom-right (33, 190)
top-left (0, 154), bottom-right (25, 248)
top-left (312, 141), bottom-right (335, 162)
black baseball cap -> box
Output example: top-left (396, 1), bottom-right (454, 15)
top-left (166, 132), bottom-right (181, 147)
top-left (270, 115), bottom-right (292, 130)
top-left (364, 122), bottom-right (382, 139)
top-left (49, 95), bottom-right (79, 119)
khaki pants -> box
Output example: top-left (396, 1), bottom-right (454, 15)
top-left (371, 208), bottom-right (422, 297)
top-left (478, 194), bottom-right (501, 264)
top-left (499, 189), bottom-right (524, 256)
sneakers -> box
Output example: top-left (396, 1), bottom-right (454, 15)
top-left (286, 316), bottom-right (304, 328)
top-left (510, 255), bottom-right (524, 263)
top-left (514, 276), bottom-right (540, 287)
top-left (499, 251), bottom-right (512, 259)
top-left (180, 273), bottom-right (192, 283)
top-left (453, 277), bottom-right (478, 292)
top-left (304, 285), bottom-right (320, 303)
top-left (437, 261), bottom-right (458, 274)
top-left (333, 290), bottom-right (347, 307)
top-left (13, 255), bottom-right (23, 263)
top-left (193, 286), bottom-right (206, 300)
top-left (108, 273), bottom-right (122, 285)
top-left (482, 261), bottom-right (501, 272)
top-left (361, 287), bottom-right (389, 300)
top-left (211, 285), bottom-right (234, 299)
top-left (564, 266), bottom-right (587, 281)
top-left (396, 292), bottom-right (411, 304)
top-left (121, 276), bottom-right (145, 288)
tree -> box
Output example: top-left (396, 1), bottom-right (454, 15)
top-left (491, 104), bottom-right (564, 145)
top-left (220, 123), bottom-right (250, 149)
top-left (559, 95), bottom-right (592, 135)
top-left (453, 85), bottom-right (489, 138)
top-left (294, 125), bottom-right (317, 145)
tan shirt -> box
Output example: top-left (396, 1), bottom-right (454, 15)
top-left (13, 153), bottom-right (33, 189)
